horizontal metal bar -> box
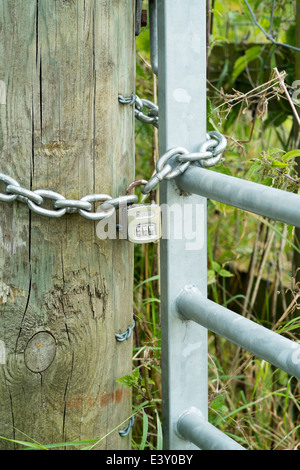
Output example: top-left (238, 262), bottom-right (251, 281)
top-left (177, 165), bottom-right (300, 227)
top-left (177, 407), bottom-right (246, 450)
top-left (177, 286), bottom-right (300, 379)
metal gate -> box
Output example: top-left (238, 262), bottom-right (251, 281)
top-left (149, 0), bottom-right (300, 450)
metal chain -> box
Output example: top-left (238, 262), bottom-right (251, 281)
top-left (141, 131), bottom-right (227, 195)
top-left (135, 96), bottom-right (159, 128)
top-left (0, 98), bottom-right (226, 221)
top-left (118, 93), bottom-right (137, 106)
top-left (118, 94), bottom-right (227, 193)
top-left (0, 174), bottom-right (138, 220)
top-left (115, 319), bottom-right (135, 342)
top-left (0, 130), bottom-right (226, 218)
top-left (118, 93), bottom-right (159, 128)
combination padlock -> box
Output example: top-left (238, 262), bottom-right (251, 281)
top-left (125, 180), bottom-right (161, 244)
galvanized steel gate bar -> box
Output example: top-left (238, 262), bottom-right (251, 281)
top-left (157, 0), bottom-right (300, 451)
top-left (178, 165), bottom-right (300, 228)
top-left (177, 287), bottom-right (300, 379)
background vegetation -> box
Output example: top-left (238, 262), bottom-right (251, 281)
top-left (128, 0), bottom-right (300, 450)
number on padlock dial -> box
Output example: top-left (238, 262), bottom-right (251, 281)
top-left (127, 203), bottom-right (161, 244)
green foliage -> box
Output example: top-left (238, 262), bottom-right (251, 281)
top-left (232, 45), bottom-right (262, 81)
top-left (117, 368), bottom-right (141, 389)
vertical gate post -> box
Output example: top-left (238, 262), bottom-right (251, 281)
top-left (0, 1), bottom-right (135, 449)
top-left (158, 0), bottom-right (208, 450)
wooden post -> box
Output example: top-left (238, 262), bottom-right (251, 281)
top-left (0, 1), bottom-right (135, 450)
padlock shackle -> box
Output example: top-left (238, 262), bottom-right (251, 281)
top-left (126, 180), bottom-right (156, 203)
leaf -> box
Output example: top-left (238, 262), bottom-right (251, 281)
top-left (0, 437), bottom-right (48, 450)
top-left (287, 224), bottom-right (295, 241)
top-left (211, 261), bottom-right (221, 272)
top-left (116, 375), bottom-right (135, 387)
top-left (245, 45), bottom-right (262, 62)
top-left (116, 370), bottom-right (140, 388)
top-left (139, 408), bottom-right (149, 450)
top-left (208, 269), bottom-right (216, 284)
top-left (210, 8), bottom-right (223, 18)
top-left (268, 148), bottom-right (286, 155)
top-left (282, 149), bottom-right (300, 162)
top-left (207, 117), bottom-right (218, 132)
top-left (248, 161), bottom-right (261, 178)
top-left (134, 275), bottom-right (160, 291)
top-left (232, 46), bottom-right (261, 80)
top-left (262, 176), bottom-right (273, 186)
top-left (156, 410), bottom-right (163, 450)
top-left (142, 297), bottom-right (161, 305)
top-left (210, 394), bottom-right (229, 414)
top-left (222, 294), bottom-right (247, 307)
top-left (269, 160), bottom-right (290, 168)
top-left (207, 97), bottom-right (218, 131)
top-left (219, 269), bottom-right (234, 278)
top-left (213, 163), bottom-right (233, 176)
top-left (32, 439), bottom-right (99, 450)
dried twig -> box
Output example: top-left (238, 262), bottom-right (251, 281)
top-left (272, 293), bottom-right (300, 332)
top-left (212, 72), bottom-right (285, 110)
top-left (273, 67), bottom-right (300, 128)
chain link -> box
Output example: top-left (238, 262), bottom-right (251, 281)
top-left (135, 97), bottom-right (159, 128)
top-left (5, 184), bottom-right (44, 205)
top-left (0, 174), bottom-right (21, 202)
top-left (0, 173), bottom-right (138, 221)
top-left (142, 131), bottom-right (227, 195)
top-left (118, 93), bottom-right (159, 128)
top-left (118, 93), bottom-right (137, 106)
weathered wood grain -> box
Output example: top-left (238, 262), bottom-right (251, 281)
top-left (0, 0), bottom-right (135, 450)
